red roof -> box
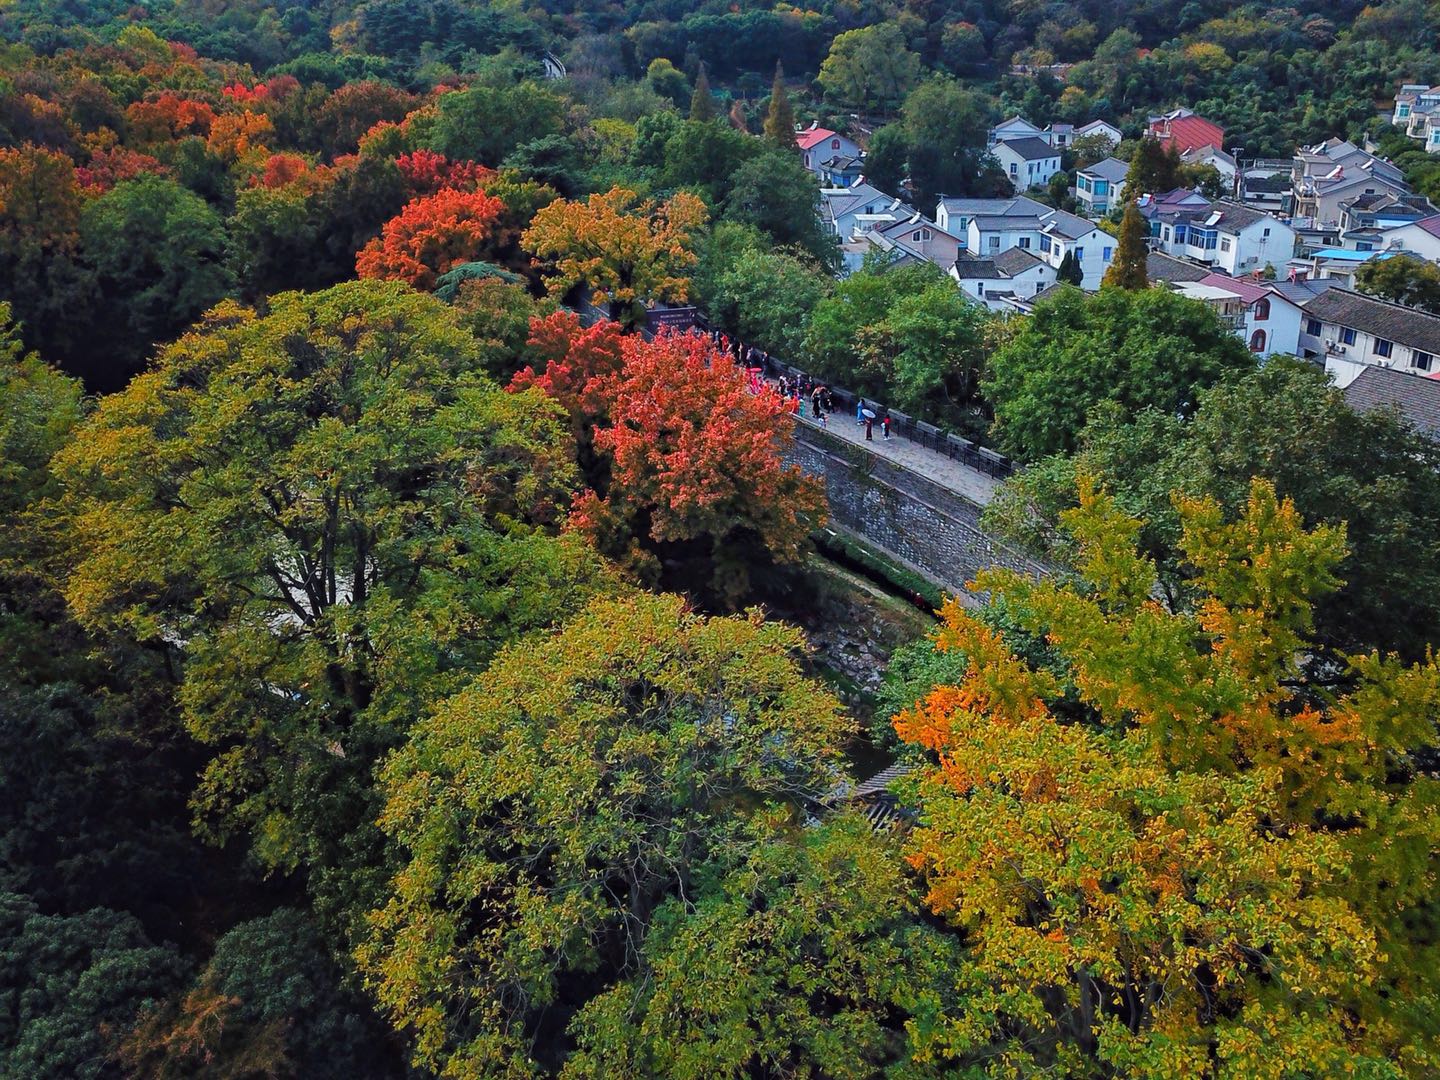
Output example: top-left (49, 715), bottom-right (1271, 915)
top-left (1197, 272), bottom-right (1275, 306)
top-left (1149, 114), bottom-right (1225, 154)
top-left (1414, 214), bottom-right (1440, 239)
top-left (797, 127), bottom-right (838, 150)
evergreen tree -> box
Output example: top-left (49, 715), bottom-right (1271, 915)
top-left (1057, 249), bottom-right (1083, 286)
top-left (1126, 136), bottom-right (1181, 195)
top-left (1102, 199), bottom-right (1149, 289)
top-left (690, 62), bottom-right (717, 122)
top-left (763, 61), bottom-right (796, 145)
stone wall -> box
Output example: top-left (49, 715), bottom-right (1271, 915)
top-left (785, 423), bottom-right (1049, 598)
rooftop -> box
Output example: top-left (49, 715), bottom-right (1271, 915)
top-left (997, 136), bottom-right (1059, 161)
top-left (1304, 288), bottom-right (1440, 354)
top-left (1080, 156), bottom-right (1130, 183)
top-left (1147, 251), bottom-right (1210, 281)
top-left (1343, 365), bottom-right (1440, 439)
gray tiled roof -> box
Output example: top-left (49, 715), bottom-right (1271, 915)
top-left (970, 214), bottom-right (1045, 231)
top-left (1146, 251), bottom-right (1210, 281)
top-left (1343, 365), bottom-right (1440, 439)
top-left (1041, 209), bottom-right (1102, 240)
top-left (1081, 156), bottom-right (1130, 183)
top-left (994, 246), bottom-right (1045, 274)
top-left (998, 136), bottom-right (1059, 161)
top-left (1304, 288), bottom-right (1440, 354)
top-left (938, 195), bottom-right (1049, 216)
top-left (953, 256), bottom-right (1003, 279)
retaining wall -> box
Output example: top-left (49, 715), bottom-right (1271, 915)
top-left (785, 422), bottom-right (1048, 598)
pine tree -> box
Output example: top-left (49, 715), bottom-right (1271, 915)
top-left (1057, 249), bottom-right (1083, 286)
top-left (690, 63), bottom-right (717, 123)
top-left (763, 61), bottom-right (796, 146)
top-left (1102, 199), bottom-right (1149, 290)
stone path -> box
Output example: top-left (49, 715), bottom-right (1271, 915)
top-left (793, 412), bottom-right (1004, 507)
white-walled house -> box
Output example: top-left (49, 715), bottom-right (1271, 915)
top-left (1075, 157), bottom-right (1128, 215)
top-left (1298, 287), bottom-right (1440, 375)
top-left (797, 124), bottom-right (862, 176)
top-left (988, 116), bottom-right (1045, 146)
top-left (965, 209), bottom-right (1046, 259)
top-left (1378, 214), bottom-right (1440, 261)
top-left (1177, 273), bottom-right (1302, 357)
top-left (992, 137), bottom-right (1062, 193)
top-left (951, 248), bottom-right (1057, 310)
top-left (935, 195), bottom-right (1049, 247)
top-left (1145, 197), bottom-right (1295, 274)
top-left (821, 184), bottom-right (906, 240)
top-left (1075, 119), bottom-right (1123, 147)
top-left (1037, 210), bottom-right (1114, 289)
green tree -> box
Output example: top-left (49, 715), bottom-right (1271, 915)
top-left (121, 908), bottom-right (401, 1079)
top-left (1125, 134), bottom-right (1181, 194)
top-left (984, 359), bottom-right (1440, 659)
top-left (360, 593), bottom-right (854, 1077)
top-left (721, 149), bottom-right (834, 266)
top-left (762, 60), bottom-right (796, 145)
top-left (689, 61), bottom-right (717, 121)
top-left (862, 123), bottom-right (908, 195)
top-left (645, 58), bottom-right (690, 109)
top-left (698, 227), bottom-right (830, 357)
top-left (984, 286), bottom-right (1252, 459)
top-left (228, 182), bottom-right (323, 298)
top-left (430, 81), bottom-right (567, 167)
top-left (1101, 198), bottom-right (1148, 289)
top-left (900, 76), bottom-right (1004, 206)
top-left (79, 175), bottom-right (234, 386)
top-left (817, 24), bottom-right (921, 113)
top-left (1056, 248), bottom-right (1083, 285)
top-left (55, 282), bottom-right (611, 934)
top-left (0, 893), bottom-right (185, 1080)
top-left (1355, 252), bottom-right (1440, 314)
top-left (565, 815), bottom-right (963, 1079)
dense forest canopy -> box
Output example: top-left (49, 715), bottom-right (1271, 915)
top-left (5, 0), bottom-right (1440, 1076)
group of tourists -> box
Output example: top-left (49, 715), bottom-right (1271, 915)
top-left (706, 326), bottom-right (895, 445)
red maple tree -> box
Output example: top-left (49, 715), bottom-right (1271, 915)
top-left (395, 150), bottom-right (492, 196)
top-left (511, 310), bottom-right (625, 432)
top-left (354, 187), bottom-right (505, 290)
top-left (566, 329), bottom-right (825, 601)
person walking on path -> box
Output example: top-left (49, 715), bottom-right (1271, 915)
top-left (856, 399), bottom-right (865, 426)
top-left (864, 417), bottom-right (873, 441)
top-left (882, 415), bottom-right (891, 440)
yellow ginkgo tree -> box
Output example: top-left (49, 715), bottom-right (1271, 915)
top-left (897, 476), bottom-right (1440, 1077)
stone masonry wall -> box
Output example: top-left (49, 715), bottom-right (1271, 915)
top-left (784, 423), bottom-right (1049, 598)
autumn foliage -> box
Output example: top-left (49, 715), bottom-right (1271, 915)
top-left (355, 187), bottom-right (505, 290)
top-left (896, 476), bottom-right (1440, 1074)
top-left (510, 310), bottom-right (625, 432)
top-left (394, 149), bottom-right (492, 195)
top-left (522, 186), bottom-right (707, 328)
top-left (549, 328), bottom-right (825, 601)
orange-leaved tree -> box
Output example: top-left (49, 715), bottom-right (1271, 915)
top-left (510, 310), bottom-right (625, 442)
top-left (522, 186), bottom-right (707, 329)
top-left (568, 329), bottom-right (825, 603)
top-left (355, 187), bottom-right (505, 290)
top-left (895, 476), bottom-right (1440, 1075)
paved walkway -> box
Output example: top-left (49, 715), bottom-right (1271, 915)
top-left (793, 412), bottom-right (1003, 506)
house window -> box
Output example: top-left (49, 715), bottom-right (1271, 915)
top-left (1019, 237), bottom-right (1031, 249)
top-left (1340, 327), bottom-right (1357, 346)
top-left (1103, 246), bottom-right (1113, 260)
top-left (1254, 298), bottom-right (1270, 321)
top-left (1220, 238), bottom-right (1232, 252)
top-left (1010, 163), bottom-right (1018, 176)
top-left (1041, 236), bottom-right (1052, 253)
top-left (1076, 247), bottom-right (1084, 260)
top-left (1249, 329), bottom-right (1267, 352)
top-left (1263, 227), bottom-right (1271, 237)
top-left (988, 235), bottom-right (1000, 251)
top-left (1375, 338), bottom-right (1393, 357)
top-left (1078, 175), bottom-right (1090, 192)
top-left (1306, 318), bottom-right (1322, 336)
top-left (1416, 351), bottom-right (1434, 371)
top-left (831, 139), bottom-right (840, 149)
top-left (1358, 242), bottom-right (1373, 252)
